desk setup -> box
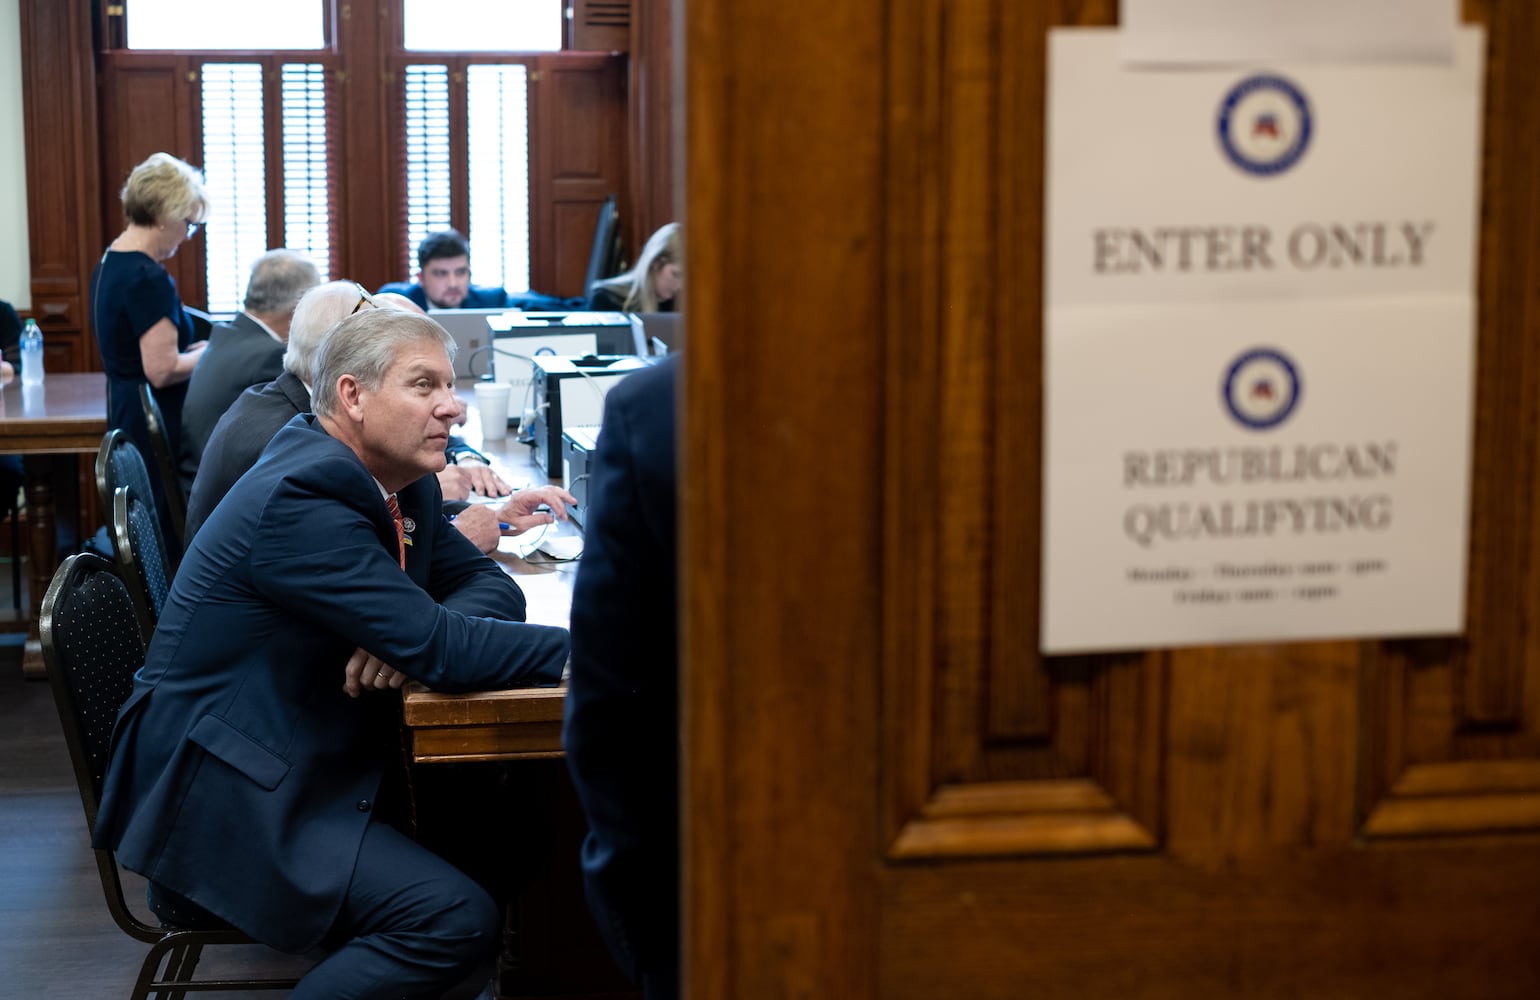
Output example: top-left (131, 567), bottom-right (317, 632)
top-left (0, 372), bottom-right (605, 757)
top-left (0, 372), bottom-right (108, 675)
top-left (401, 380), bottom-right (585, 763)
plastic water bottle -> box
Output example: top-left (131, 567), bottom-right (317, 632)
top-left (19, 318), bottom-right (44, 386)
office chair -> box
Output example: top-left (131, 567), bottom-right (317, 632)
top-left (96, 429), bottom-right (177, 573)
top-left (39, 553), bottom-right (303, 999)
top-left (136, 384), bottom-right (187, 552)
top-left (111, 485), bottom-right (172, 646)
top-left (582, 194), bottom-right (624, 303)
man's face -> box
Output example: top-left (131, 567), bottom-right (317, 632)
top-left (355, 341), bottom-right (459, 489)
top-left (419, 255), bottom-right (471, 308)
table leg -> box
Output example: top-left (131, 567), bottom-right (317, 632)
top-left (21, 456), bottom-right (60, 679)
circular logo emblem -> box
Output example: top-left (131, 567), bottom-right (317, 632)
top-left (1223, 348), bottom-right (1301, 430)
top-left (401, 517), bottom-right (416, 534)
top-left (1217, 74), bottom-right (1312, 176)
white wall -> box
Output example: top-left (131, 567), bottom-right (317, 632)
top-left (0, 0), bottom-right (31, 310)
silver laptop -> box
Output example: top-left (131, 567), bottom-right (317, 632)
top-left (427, 308), bottom-right (517, 378)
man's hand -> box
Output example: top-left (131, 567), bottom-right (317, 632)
top-left (453, 458), bottom-right (512, 497)
top-left (436, 465), bottom-right (473, 501)
top-left (450, 503), bottom-right (502, 553)
top-left (497, 485), bottom-right (577, 535)
top-left (343, 646), bottom-right (407, 698)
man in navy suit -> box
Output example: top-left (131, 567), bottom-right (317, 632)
top-left (95, 308), bottom-right (569, 999)
top-left (564, 353), bottom-right (680, 1000)
top-left (176, 249), bottom-right (320, 495)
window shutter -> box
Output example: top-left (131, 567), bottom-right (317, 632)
top-left (466, 65), bottom-right (531, 295)
top-left (280, 63), bottom-right (334, 281)
top-left (201, 63), bottom-right (268, 315)
top-left (571, 0), bottom-right (630, 52)
top-left (402, 65), bottom-right (453, 280)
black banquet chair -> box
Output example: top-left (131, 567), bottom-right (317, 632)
top-left (96, 428), bottom-right (179, 572)
top-left (111, 484), bottom-right (173, 646)
top-left (40, 552), bottom-right (304, 998)
top-left (136, 384), bottom-right (187, 551)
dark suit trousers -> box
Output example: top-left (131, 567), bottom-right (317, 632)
top-left (293, 820), bottom-right (500, 1000)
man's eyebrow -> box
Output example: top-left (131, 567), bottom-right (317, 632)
top-left (399, 362), bottom-right (447, 379)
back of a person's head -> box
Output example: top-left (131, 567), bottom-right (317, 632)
top-left (287, 280), bottom-right (369, 382)
top-left (310, 309), bottom-right (454, 417)
top-left (596, 222), bottom-right (682, 312)
top-left (121, 152), bottom-right (211, 228)
top-left (416, 229), bottom-right (471, 270)
top-left (244, 249), bottom-right (322, 316)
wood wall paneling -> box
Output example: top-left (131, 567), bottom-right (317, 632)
top-left (684, 0), bottom-right (887, 993)
top-left (880, 0), bottom-right (1159, 859)
top-left (19, 0), bottom-right (103, 371)
top-left (96, 55), bottom-right (206, 307)
top-left (689, 0), bottom-right (1540, 996)
top-left (628, 0), bottom-right (678, 256)
top-left (572, 0), bottom-right (631, 53)
top-left (1356, 0), bottom-right (1540, 844)
top-left (531, 55), bottom-right (628, 296)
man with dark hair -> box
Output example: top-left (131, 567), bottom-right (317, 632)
top-left (177, 249), bottom-right (321, 494)
top-left (378, 229), bottom-right (581, 311)
top-left (377, 229), bottom-right (511, 310)
top-left (95, 307), bottom-right (570, 1000)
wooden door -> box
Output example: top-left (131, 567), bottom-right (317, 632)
top-left (682, 1), bottom-right (1540, 997)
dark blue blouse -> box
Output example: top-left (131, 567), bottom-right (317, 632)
top-left (90, 250), bottom-right (195, 458)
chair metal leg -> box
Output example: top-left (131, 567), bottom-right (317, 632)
top-left (161, 940), bottom-right (203, 1000)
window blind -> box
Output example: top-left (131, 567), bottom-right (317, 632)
top-left (201, 63), bottom-right (268, 315)
top-left (403, 65), bottom-right (453, 278)
top-left (467, 64), bottom-right (531, 294)
top-left (281, 63), bottom-right (333, 281)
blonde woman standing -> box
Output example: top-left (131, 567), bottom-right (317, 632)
top-left (90, 152), bottom-right (211, 487)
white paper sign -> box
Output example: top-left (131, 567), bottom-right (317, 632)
top-left (1121, 0), bottom-right (1458, 66)
top-left (1041, 28), bottom-right (1484, 654)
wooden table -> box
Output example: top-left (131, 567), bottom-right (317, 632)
top-left (401, 384), bottom-right (578, 762)
top-left (0, 373), bottom-right (108, 676)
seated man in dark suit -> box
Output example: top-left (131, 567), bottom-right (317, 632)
top-left (94, 307), bottom-right (570, 999)
top-left (564, 354), bottom-right (680, 1000)
top-left (177, 248), bottom-right (320, 496)
top-left (186, 280), bottom-right (570, 550)
top-left (378, 228), bottom-right (580, 312)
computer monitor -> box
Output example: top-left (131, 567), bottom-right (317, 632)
top-left (637, 312), bottom-right (682, 355)
top-left (488, 312), bottom-right (645, 417)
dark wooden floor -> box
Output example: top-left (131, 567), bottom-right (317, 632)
top-left (0, 631), bottom-right (313, 997)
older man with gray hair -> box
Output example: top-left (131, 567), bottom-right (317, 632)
top-left (185, 279), bottom-right (571, 548)
top-left (176, 248), bottom-right (320, 494)
top-left (95, 307), bottom-right (569, 1000)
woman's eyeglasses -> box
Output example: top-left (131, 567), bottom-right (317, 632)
top-left (184, 221), bottom-right (202, 238)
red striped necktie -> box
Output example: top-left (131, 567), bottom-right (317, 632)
top-left (384, 494), bottom-right (406, 570)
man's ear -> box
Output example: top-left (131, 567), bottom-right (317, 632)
top-left (335, 373), bottom-right (366, 423)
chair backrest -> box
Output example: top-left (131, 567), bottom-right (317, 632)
top-left (39, 552), bottom-right (147, 829)
top-left (96, 429), bottom-right (155, 529)
top-left (137, 383), bottom-right (188, 550)
top-left (113, 484), bottom-right (173, 645)
top-left (583, 194), bottom-right (623, 300)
